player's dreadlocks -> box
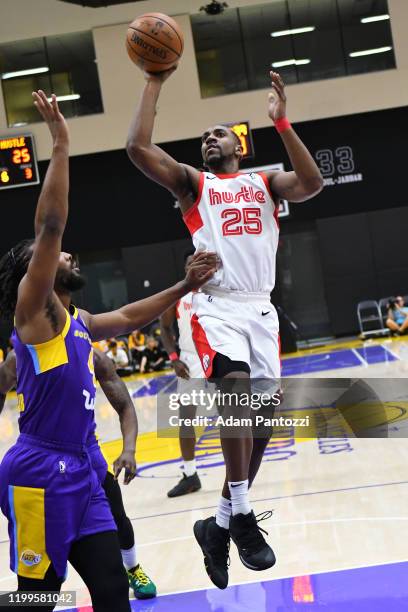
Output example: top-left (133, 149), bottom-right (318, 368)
top-left (0, 239), bottom-right (34, 319)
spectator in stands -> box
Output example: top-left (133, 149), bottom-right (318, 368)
top-left (106, 340), bottom-right (130, 377)
top-left (109, 336), bottom-right (127, 350)
top-left (386, 296), bottom-right (408, 334)
top-left (92, 339), bottom-right (109, 353)
top-left (140, 337), bottom-right (166, 374)
top-left (0, 347), bottom-right (3, 363)
top-left (128, 329), bottom-right (145, 361)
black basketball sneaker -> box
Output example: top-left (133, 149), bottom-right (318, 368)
top-left (167, 472), bottom-right (201, 498)
top-left (193, 516), bottom-right (230, 589)
top-left (229, 510), bottom-right (276, 570)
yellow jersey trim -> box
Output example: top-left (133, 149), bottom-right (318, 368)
top-left (26, 311), bottom-right (70, 375)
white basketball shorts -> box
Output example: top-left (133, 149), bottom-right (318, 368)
top-left (191, 287), bottom-right (281, 380)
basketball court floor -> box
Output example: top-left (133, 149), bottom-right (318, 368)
top-left (1, 335), bottom-right (407, 611)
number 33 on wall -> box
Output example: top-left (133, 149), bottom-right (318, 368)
top-left (315, 146), bottom-right (355, 176)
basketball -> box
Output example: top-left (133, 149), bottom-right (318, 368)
top-left (126, 13), bottom-right (184, 73)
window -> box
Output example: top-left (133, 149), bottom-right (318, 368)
top-left (191, 9), bottom-right (248, 97)
top-left (191, 0), bottom-right (396, 98)
top-left (338, 0), bottom-right (394, 76)
top-left (0, 31), bottom-right (103, 127)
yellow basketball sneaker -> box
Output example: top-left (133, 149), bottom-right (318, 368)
top-left (128, 564), bottom-right (157, 599)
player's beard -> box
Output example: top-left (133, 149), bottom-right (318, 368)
top-left (205, 150), bottom-right (236, 172)
top-left (205, 151), bottom-right (223, 171)
top-left (55, 268), bottom-right (86, 293)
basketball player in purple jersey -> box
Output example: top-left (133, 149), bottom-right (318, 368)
top-left (0, 91), bottom-right (215, 611)
top-left (0, 347), bottom-right (157, 600)
top-left (127, 69), bottom-right (323, 588)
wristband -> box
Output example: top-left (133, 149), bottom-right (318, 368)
top-left (169, 352), bottom-right (179, 362)
top-left (275, 117), bottom-right (291, 134)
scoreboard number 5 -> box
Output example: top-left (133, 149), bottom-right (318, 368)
top-left (315, 146), bottom-right (355, 176)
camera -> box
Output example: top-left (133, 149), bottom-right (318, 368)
top-left (200, 1), bottom-right (229, 15)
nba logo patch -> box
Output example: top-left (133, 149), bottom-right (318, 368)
top-left (203, 354), bottom-right (210, 371)
top-left (21, 550), bottom-right (42, 566)
top-left (59, 461), bottom-right (66, 473)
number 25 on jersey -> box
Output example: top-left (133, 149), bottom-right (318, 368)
top-left (221, 207), bottom-right (262, 236)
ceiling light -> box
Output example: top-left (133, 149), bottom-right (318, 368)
top-left (2, 67), bottom-right (49, 80)
top-left (272, 59), bottom-right (311, 68)
top-left (349, 46), bottom-right (392, 57)
top-left (271, 26), bottom-right (315, 37)
top-left (47, 94), bottom-right (81, 102)
top-left (361, 14), bottom-right (390, 23)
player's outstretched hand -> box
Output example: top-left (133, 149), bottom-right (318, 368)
top-left (184, 251), bottom-right (217, 291)
top-left (268, 71), bottom-right (287, 123)
top-left (143, 64), bottom-right (178, 84)
top-left (173, 359), bottom-right (190, 380)
top-left (32, 90), bottom-right (69, 145)
top-left (113, 449), bottom-right (137, 485)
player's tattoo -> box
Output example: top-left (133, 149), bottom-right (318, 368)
top-left (159, 157), bottom-right (171, 168)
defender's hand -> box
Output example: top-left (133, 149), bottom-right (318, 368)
top-left (32, 90), bottom-right (69, 145)
top-left (173, 359), bottom-right (190, 380)
top-left (184, 251), bottom-right (217, 291)
top-left (113, 450), bottom-right (137, 485)
top-left (268, 71), bottom-right (287, 123)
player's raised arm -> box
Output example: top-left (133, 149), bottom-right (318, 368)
top-left (126, 70), bottom-right (200, 205)
top-left (93, 349), bottom-right (138, 484)
top-left (0, 351), bottom-right (17, 414)
top-left (16, 91), bottom-right (69, 329)
top-left (81, 252), bottom-right (216, 341)
top-left (265, 72), bottom-right (323, 203)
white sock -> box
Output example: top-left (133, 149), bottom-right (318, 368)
top-left (215, 496), bottom-right (232, 530)
top-left (121, 544), bottom-right (137, 570)
top-left (228, 479), bottom-right (251, 516)
top-left (183, 459), bottom-right (197, 477)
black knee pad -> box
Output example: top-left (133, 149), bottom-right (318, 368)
top-left (118, 517), bottom-right (134, 550)
top-left (211, 352), bottom-right (250, 378)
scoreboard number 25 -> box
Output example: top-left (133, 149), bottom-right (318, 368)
top-left (0, 134), bottom-right (39, 190)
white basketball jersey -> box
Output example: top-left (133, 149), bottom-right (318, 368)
top-left (176, 292), bottom-right (196, 354)
top-left (183, 172), bottom-right (279, 293)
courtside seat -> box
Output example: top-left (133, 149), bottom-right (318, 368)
top-left (378, 297), bottom-right (394, 329)
top-left (357, 300), bottom-right (389, 338)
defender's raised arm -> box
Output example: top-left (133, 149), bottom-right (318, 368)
top-left (81, 252), bottom-right (217, 341)
top-left (15, 92), bottom-right (70, 336)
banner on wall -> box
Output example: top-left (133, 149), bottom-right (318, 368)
top-left (245, 162), bottom-right (290, 218)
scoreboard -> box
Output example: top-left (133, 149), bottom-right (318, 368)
top-left (224, 121), bottom-right (255, 159)
top-left (0, 134), bottom-right (40, 190)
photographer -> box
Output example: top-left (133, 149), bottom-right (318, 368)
top-left (386, 296), bottom-right (408, 334)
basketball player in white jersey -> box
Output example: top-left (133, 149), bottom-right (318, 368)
top-left (160, 252), bottom-right (206, 498)
top-left (127, 69), bottom-right (323, 589)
